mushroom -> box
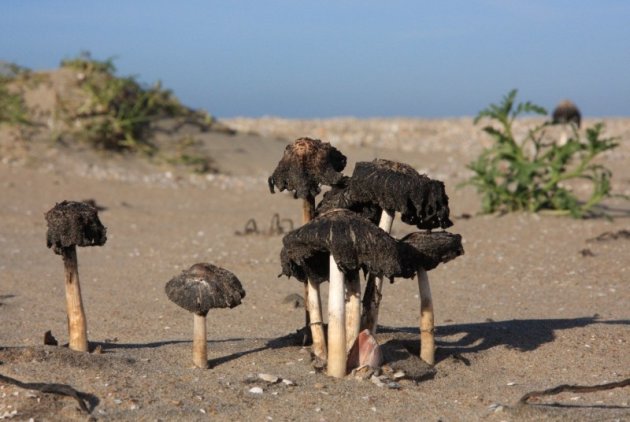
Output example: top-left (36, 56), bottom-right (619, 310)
top-left (552, 99), bottom-right (581, 128)
top-left (551, 99), bottom-right (581, 146)
top-left (336, 159), bottom-right (452, 334)
top-left (280, 209), bottom-right (403, 377)
top-left (45, 200), bottom-right (107, 352)
top-left (315, 176), bottom-right (382, 225)
top-left (165, 263), bottom-right (246, 368)
top-left (269, 137), bottom-right (347, 359)
top-left (397, 231), bottom-right (464, 364)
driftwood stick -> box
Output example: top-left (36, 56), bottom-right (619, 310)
top-left (518, 378), bottom-right (630, 405)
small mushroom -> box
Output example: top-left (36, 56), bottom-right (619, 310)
top-left (268, 137), bottom-right (347, 201)
top-left (45, 200), bottom-right (107, 352)
top-left (338, 159), bottom-right (452, 334)
top-left (397, 231), bottom-right (464, 364)
top-left (551, 99), bottom-right (581, 146)
top-left (268, 137), bottom-right (347, 360)
top-left (165, 263), bottom-right (246, 368)
top-left (552, 99), bottom-right (581, 128)
top-left (281, 209), bottom-right (403, 378)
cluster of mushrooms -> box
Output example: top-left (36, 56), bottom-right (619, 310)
top-left (44, 137), bottom-right (463, 377)
top-left (269, 138), bottom-right (464, 377)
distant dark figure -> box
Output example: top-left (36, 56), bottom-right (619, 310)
top-left (552, 99), bottom-right (581, 128)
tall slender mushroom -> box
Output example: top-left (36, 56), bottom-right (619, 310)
top-left (269, 137), bottom-right (347, 359)
top-left (551, 99), bottom-right (581, 146)
top-left (280, 209), bottom-right (403, 378)
top-left (45, 200), bottom-right (107, 352)
top-left (165, 263), bottom-right (246, 369)
top-left (336, 159), bottom-right (452, 334)
top-left (397, 231), bottom-right (464, 364)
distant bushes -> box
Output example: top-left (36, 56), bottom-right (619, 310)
top-left (0, 63), bottom-right (30, 125)
top-left (60, 52), bottom-right (192, 154)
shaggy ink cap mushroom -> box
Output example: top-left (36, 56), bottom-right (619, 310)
top-left (315, 176), bottom-right (382, 224)
top-left (347, 159), bottom-right (453, 230)
top-left (552, 100), bottom-right (581, 128)
top-left (280, 209), bottom-right (403, 284)
top-left (165, 263), bottom-right (246, 316)
top-left (268, 137), bottom-right (347, 199)
top-left (397, 231), bottom-right (465, 277)
top-left (45, 200), bottom-right (107, 255)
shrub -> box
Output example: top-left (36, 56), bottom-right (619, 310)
top-left (464, 90), bottom-right (621, 218)
top-left (60, 52), bottom-right (189, 154)
top-left (0, 63), bottom-right (30, 125)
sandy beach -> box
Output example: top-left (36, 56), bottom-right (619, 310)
top-left (1, 116), bottom-right (629, 421)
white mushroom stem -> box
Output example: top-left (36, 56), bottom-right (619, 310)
top-left (360, 209), bottom-right (395, 334)
top-left (417, 268), bottom-right (435, 365)
top-left (345, 271), bottom-right (361, 352)
top-left (307, 279), bottom-right (327, 360)
top-left (303, 195), bottom-right (327, 359)
top-left (327, 254), bottom-right (347, 378)
top-left (62, 246), bottom-right (89, 352)
top-left (193, 313), bottom-right (208, 369)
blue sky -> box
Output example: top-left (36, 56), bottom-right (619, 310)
top-left (1, 1), bottom-right (629, 118)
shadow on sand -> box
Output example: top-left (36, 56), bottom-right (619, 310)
top-left (381, 316), bottom-right (629, 363)
top-left (95, 329), bottom-right (305, 368)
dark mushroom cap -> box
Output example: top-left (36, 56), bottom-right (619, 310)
top-left (165, 263), bottom-right (246, 316)
top-left (346, 159), bottom-right (452, 230)
top-left (397, 231), bottom-right (464, 276)
top-left (268, 137), bottom-right (347, 199)
top-left (280, 209), bottom-right (403, 284)
top-left (45, 200), bottom-right (107, 255)
top-left (552, 100), bottom-right (581, 128)
top-left (315, 176), bottom-right (382, 224)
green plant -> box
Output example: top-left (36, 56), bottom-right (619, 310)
top-left (463, 89), bottom-right (621, 218)
top-left (0, 63), bottom-right (30, 125)
top-left (61, 52), bottom-right (189, 155)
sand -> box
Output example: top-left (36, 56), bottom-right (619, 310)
top-left (1, 117), bottom-right (629, 421)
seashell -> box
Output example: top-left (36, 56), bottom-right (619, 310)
top-left (346, 329), bottom-right (383, 372)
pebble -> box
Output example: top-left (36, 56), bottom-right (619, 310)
top-left (258, 373), bottom-right (280, 384)
top-left (248, 387), bottom-right (264, 395)
top-left (282, 379), bottom-right (296, 387)
top-left (0, 410), bottom-right (18, 419)
top-left (370, 375), bottom-right (385, 388)
top-left (488, 403), bottom-right (504, 413)
top-left (393, 371), bottom-right (406, 380)
top-left (387, 382), bottom-right (401, 390)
